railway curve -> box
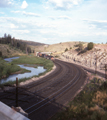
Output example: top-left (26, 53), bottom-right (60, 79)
top-left (0, 59), bottom-right (87, 120)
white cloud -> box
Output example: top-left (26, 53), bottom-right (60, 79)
top-left (47, 0), bottom-right (82, 10)
top-left (12, 30), bottom-right (30, 34)
top-left (83, 19), bottom-right (107, 29)
top-left (43, 6), bottom-right (49, 9)
top-left (10, 23), bottom-right (19, 29)
top-left (0, 0), bottom-right (13, 7)
top-left (0, 0), bottom-right (107, 44)
top-left (58, 16), bottom-right (71, 20)
top-left (49, 16), bottom-right (55, 20)
top-left (0, 12), bottom-right (4, 14)
top-left (21, 0), bottom-right (28, 9)
top-left (49, 15), bottom-right (71, 20)
top-left (11, 11), bottom-right (41, 17)
top-left (23, 11), bottom-right (41, 17)
top-left (0, 17), bottom-right (56, 34)
top-left (11, 11), bottom-right (21, 13)
top-left (95, 32), bottom-right (107, 36)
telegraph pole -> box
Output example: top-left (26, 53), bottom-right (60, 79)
top-left (95, 55), bottom-right (97, 75)
top-left (16, 77), bottom-right (18, 107)
top-left (105, 64), bottom-right (107, 81)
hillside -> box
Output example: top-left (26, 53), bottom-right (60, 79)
top-left (13, 39), bottom-right (48, 53)
top-left (59, 43), bottom-right (107, 72)
top-left (34, 41), bottom-right (87, 53)
top-left (20, 40), bottom-right (47, 46)
top-left (33, 41), bottom-right (107, 72)
top-left (0, 44), bottom-right (25, 58)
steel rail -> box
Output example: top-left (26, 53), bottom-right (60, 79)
top-left (22, 61), bottom-right (62, 90)
top-left (28, 67), bottom-right (81, 115)
top-left (8, 69), bottom-right (72, 106)
top-left (0, 61), bottom-right (61, 102)
top-left (25, 63), bottom-right (80, 113)
top-left (2, 59), bottom-right (67, 105)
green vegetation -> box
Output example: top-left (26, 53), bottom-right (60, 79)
top-left (55, 55), bottom-right (59, 58)
top-left (87, 42), bottom-right (94, 50)
top-left (0, 44), bottom-right (25, 58)
top-left (0, 51), bottom-right (2, 57)
top-left (74, 43), bottom-right (84, 51)
top-left (42, 41), bottom-right (83, 54)
top-left (65, 48), bottom-right (68, 52)
top-left (0, 56), bottom-right (54, 86)
top-left (7, 49), bottom-right (10, 53)
top-left (52, 78), bottom-right (107, 120)
top-left (78, 43), bottom-right (83, 51)
top-left (0, 57), bottom-right (29, 80)
top-left (12, 56), bottom-right (54, 72)
top-left (0, 33), bottom-right (31, 54)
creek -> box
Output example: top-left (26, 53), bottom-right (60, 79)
top-left (0, 57), bottom-right (46, 84)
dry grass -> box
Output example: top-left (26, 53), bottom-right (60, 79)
top-left (89, 105), bottom-right (106, 116)
top-left (34, 41), bottom-right (87, 54)
top-left (92, 91), bottom-right (107, 106)
top-left (89, 105), bottom-right (101, 111)
top-left (45, 42), bottom-right (80, 53)
top-left (0, 44), bottom-right (25, 57)
top-left (51, 78), bottom-right (107, 120)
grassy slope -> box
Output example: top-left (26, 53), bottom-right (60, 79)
top-left (45, 42), bottom-right (80, 52)
top-left (20, 40), bottom-right (46, 46)
top-left (0, 44), bottom-right (25, 58)
top-left (34, 41), bottom-right (88, 54)
top-left (52, 78), bottom-right (107, 120)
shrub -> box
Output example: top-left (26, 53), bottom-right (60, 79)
top-left (65, 48), bottom-right (68, 52)
top-left (78, 43), bottom-right (83, 51)
top-left (0, 51), bottom-right (2, 57)
top-left (87, 42), bottom-right (94, 50)
top-left (7, 49), bottom-right (10, 53)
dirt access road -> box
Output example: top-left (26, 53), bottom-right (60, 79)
top-left (0, 59), bottom-right (87, 120)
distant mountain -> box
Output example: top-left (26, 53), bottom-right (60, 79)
top-left (34, 41), bottom-right (87, 53)
top-left (20, 40), bottom-right (47, 46)
top-left (44, 41), bottom-right (87, 53)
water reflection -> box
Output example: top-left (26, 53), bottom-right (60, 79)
top-left (0, 65), bottom-right (46, 84)
top-left (0, 57), bottom-right (46, 84)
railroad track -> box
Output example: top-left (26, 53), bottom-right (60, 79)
top-left (0, 59), bottom-right (87, 120)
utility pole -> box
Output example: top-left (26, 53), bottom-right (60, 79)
top-left (95, 55), bottom-right (97, 75)
top-left (105, 64), bottom-right (107, 81)
top-left (16, 77), bottom-right (18, 107)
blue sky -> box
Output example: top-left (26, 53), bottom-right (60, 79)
top-left (0, 0), bottom-right (107, 44)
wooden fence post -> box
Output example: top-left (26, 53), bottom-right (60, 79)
top-left (16, 77), bottom-right (18, 107)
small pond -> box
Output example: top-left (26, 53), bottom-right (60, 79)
top-left (0, 57), bottom-right (46, 84)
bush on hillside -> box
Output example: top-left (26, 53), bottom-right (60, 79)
top-left (0, 51), bottom-right (2, 57)
top-left (78, 43), bottom-right (83, 51)
top-left (7, 49), bottom-right (10, 53)
top-left (87, 42), bottom-right (94, 50)
top-left (65, 48), bottom-right (68, 52)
